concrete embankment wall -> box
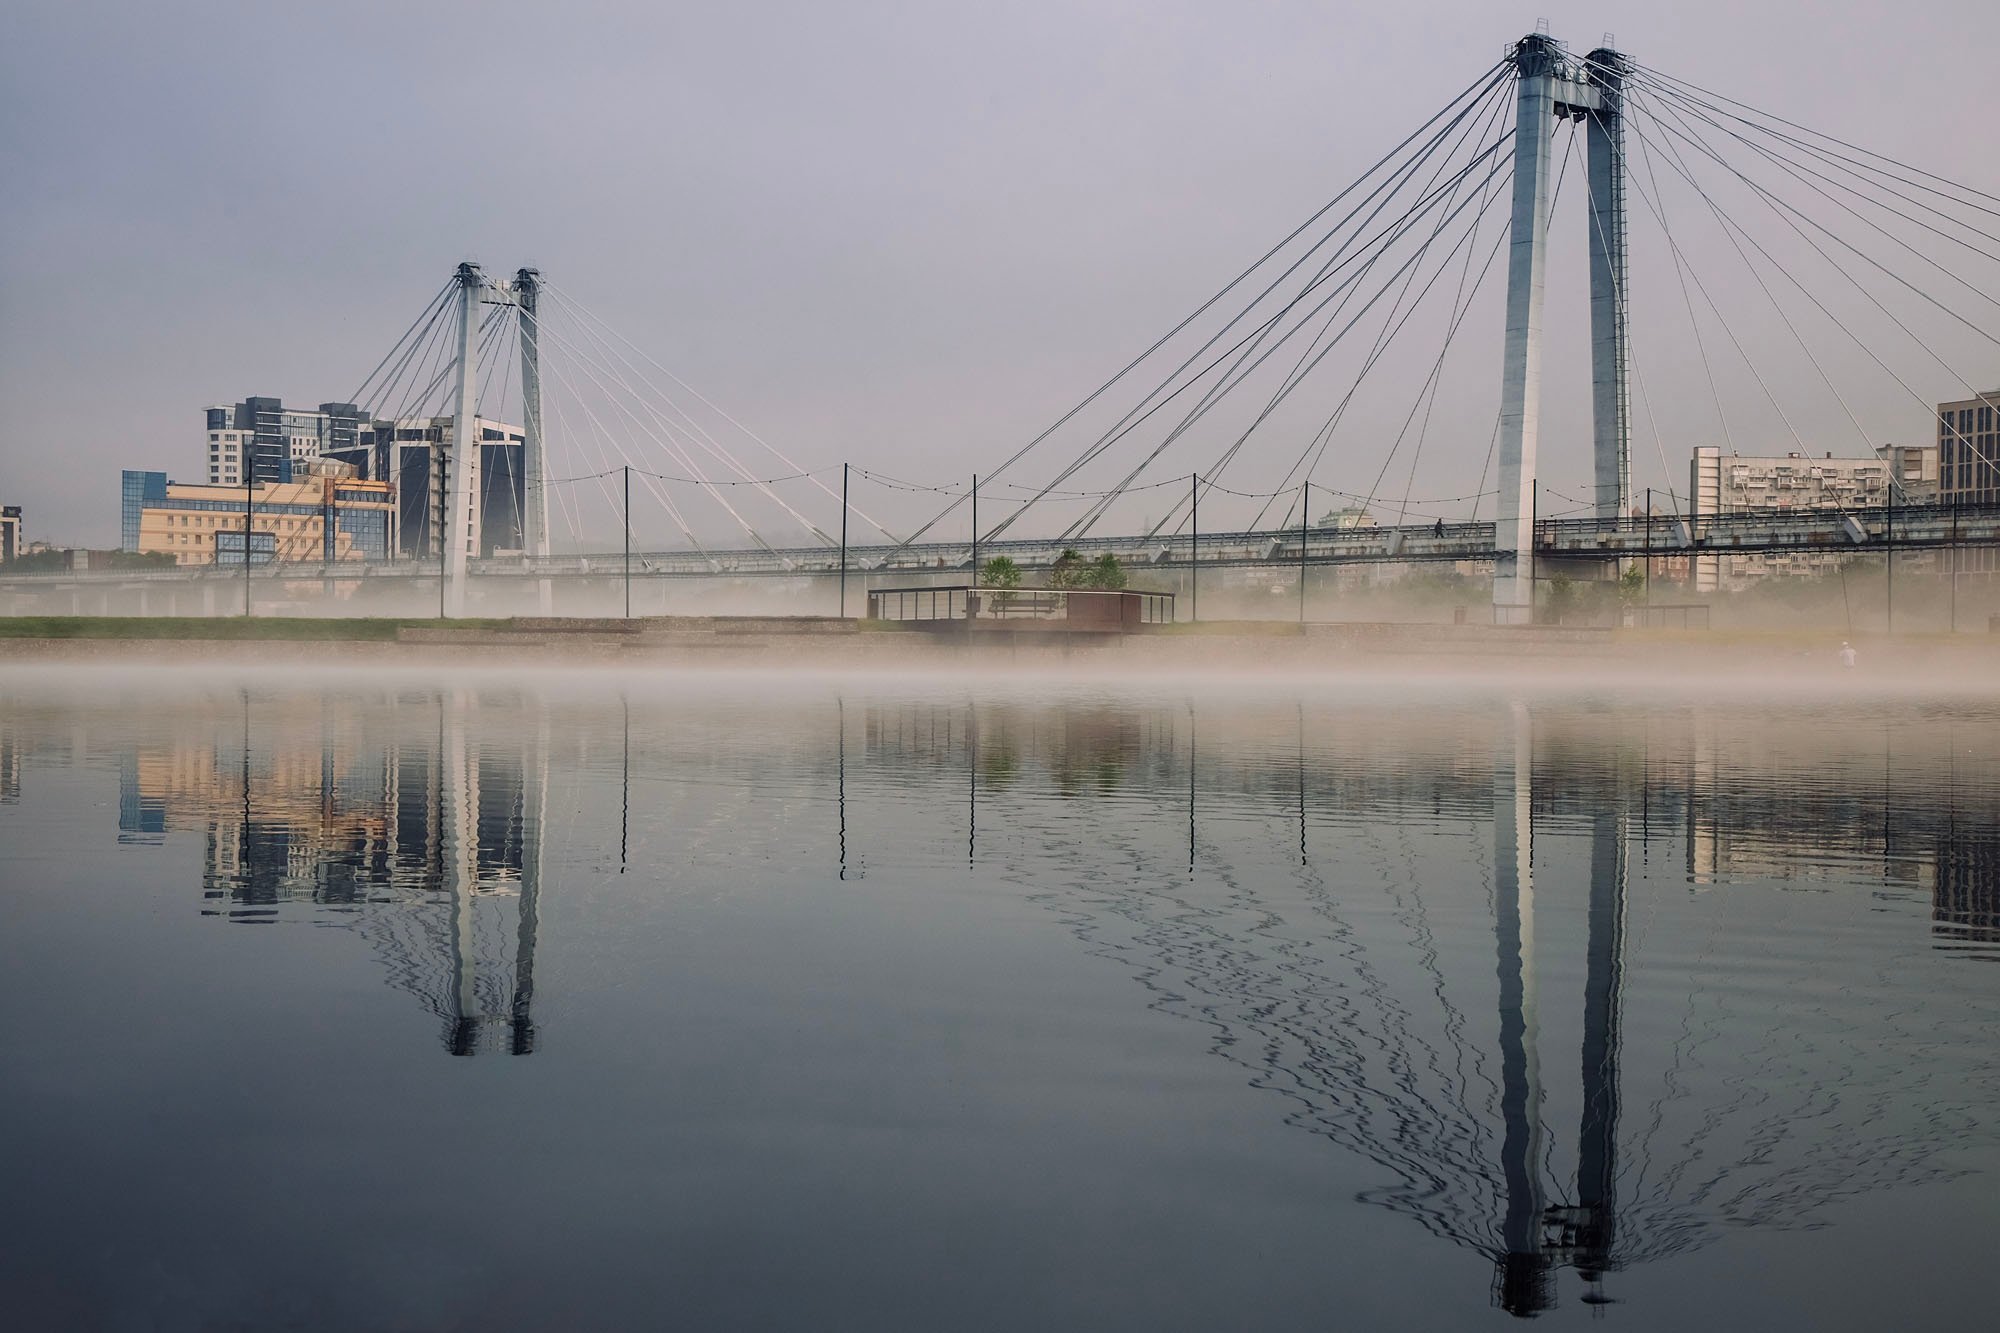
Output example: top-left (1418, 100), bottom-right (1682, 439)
top-left (2, 616), bottom-right (1995, 678)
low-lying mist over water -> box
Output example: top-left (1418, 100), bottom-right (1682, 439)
top-left (16, 556), bottom-right (2000, 634)
top-left (2, 669), bottom-right (1996, 1329)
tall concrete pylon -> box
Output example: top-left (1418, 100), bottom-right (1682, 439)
top-left (513, 268), bottom-right (554, 614)
top-left (1586, 49), bottom-right (1632, 522)
top-left (513, 268), bottom-right (548, 561)
top-left (446, 262), bottom-right (483, 618)
top-left (1493, 33), bottom-right (1627, 621)
top-left (446, 260), bottom-right (544, 616)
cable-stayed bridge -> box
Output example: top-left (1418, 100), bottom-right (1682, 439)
top-left (14, 29), bottom-right (2000, 618)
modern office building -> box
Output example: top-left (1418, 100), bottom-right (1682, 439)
top-left (1938, 389), bottom-right (2000, 508)
top-left (0, 505), bottom-right (20, 564)
top-left (1936, 390), bottom-right (2000, 575)
top-left (204, 397), bottom-right (368, 487)
top-left (120, 460), bottom-right (394, 566)
top-left (327, 415), bottom-right (526, 558)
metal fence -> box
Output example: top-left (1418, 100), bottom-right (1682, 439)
top-left (869, 587), bottom-right (973, 622)
top-left (1630, 603), bottom-right (1711, 629)
top-left (866, 586), bottom-right (1176, 626)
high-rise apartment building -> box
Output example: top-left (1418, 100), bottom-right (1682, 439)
top-left (1689, 445), bottom-right (1906, 590)
top-left (203, 398), bottom-right (368, 487)
top-left (0, 505), bottom-right (20, 564)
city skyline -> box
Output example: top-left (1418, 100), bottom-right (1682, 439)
top-left (5, 2), bottom-right (1999, 548)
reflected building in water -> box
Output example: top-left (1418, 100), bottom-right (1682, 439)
top-left (112, 691), bottom-right (548, 1057)
top-left (18, 682), bottom-right (1998, 1315)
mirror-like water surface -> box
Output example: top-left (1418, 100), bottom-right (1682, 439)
top-left (2, 670), bottom-right (1997, 1330)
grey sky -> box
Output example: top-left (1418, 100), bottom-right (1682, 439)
top-left (4, 0), bottom-right (1996, 548)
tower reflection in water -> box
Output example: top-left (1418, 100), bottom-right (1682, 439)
top-left (76, 685), bottom-right (2000, 1317)
top-left (861, 694), bottom-right (2000, 1317)
top-left (118, 689), bottom-right (547, 1057)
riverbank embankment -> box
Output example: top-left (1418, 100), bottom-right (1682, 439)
top-left (1, 615), bottom-right (1994, 679)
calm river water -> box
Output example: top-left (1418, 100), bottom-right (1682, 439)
top-left (2, 668), bottom-right (1996, 1330)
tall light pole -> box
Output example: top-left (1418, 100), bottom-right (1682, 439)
top-left (1299, 483), bottom-right (1308, 626)
top-left (242, 455), bottom-right (253, 616)
top-left (437, 450), bottom-right (448, 620)
top-left (1190, 473), bottom-right (1199, 623)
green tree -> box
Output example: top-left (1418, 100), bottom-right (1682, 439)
top-left (1049, 547), bottom-right (1088, 589)
top-left (1084, 552), bottom-right (1127, 589)
top-left (1543, 573), bottom-right (1577, 625)
top-left (979, 555), bottom-right (1021, 610)
top-left (6, 549), bottom-right (173, 573)
top-left (1618, 563), bottom-right (1645, 607)
top-left (978, 555), bottom-right (1021, 590)
top-left (105, 550), bottom-right (177, 570)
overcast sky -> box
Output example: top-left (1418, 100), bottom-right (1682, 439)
top-left (4, 0), bottom-right (1996, 548)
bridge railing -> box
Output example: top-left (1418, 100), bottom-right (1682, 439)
top-left (13, 504), bottom-right (2000, 591)
top-left (1535, 502), bottom-right (2000, 555)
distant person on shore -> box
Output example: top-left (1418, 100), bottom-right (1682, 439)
top-left (1839, 641), bottom-right (1857, 669)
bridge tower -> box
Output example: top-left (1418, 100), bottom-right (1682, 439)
top-left (1494, 33), bottom-right (1630, 623)
top-left (513, 268), bottom-right (549, 562)
top-left (1586, 48), bottom-right (1632, 523)
top-left (444, 261), bottom-right (545, 616)
top-left (445, 263), bottom-right (483, 617)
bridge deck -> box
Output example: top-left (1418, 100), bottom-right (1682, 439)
top-left (7, 504), bottom-right (1999, 588)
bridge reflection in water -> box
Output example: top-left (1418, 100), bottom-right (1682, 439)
top-left (861, 692), bottom-right (2000, 1316)
top-left (70, 685), bottom-right (2000, 1314)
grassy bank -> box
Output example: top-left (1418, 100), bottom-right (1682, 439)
top-left (0, 616), bottom-right (506, 642)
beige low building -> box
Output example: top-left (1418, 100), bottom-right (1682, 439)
top-left (121, 459), bottom-right (395, 566)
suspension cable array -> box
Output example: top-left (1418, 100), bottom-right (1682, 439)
top-left (337, 35), bottom-right (1998, 579)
